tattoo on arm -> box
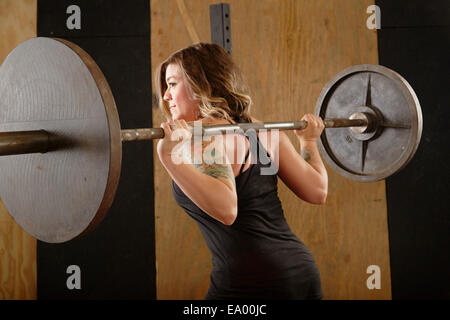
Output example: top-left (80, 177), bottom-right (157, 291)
top-left (193, 162), bottom-right (231, 180)
top-left (192, 138), bottom-right (236, 188)
top-left (301, 149), bottom-right (311, 162)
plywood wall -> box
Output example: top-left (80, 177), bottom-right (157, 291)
top-left (0, 0), bottom-right (37, 299)
top-left (152, 0), bottom-right (391, 299)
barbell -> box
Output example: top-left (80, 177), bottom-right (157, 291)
top-left (0, 38), bottom-right (422, 243)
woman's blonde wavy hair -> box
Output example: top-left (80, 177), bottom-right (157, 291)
top-left (155, 43), bottom-right (253, 123)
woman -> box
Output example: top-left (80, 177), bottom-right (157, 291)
top-left (155, 43), bottom-right (328, 299)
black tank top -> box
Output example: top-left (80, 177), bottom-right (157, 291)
top-left (172, 118), bottom-right (322, 299)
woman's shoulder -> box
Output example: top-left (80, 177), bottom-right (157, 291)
top-left (199, 116), bottom-right (232, 126)
top-left (199, 116), bottom-right (261, 126)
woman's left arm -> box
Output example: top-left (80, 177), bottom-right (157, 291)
top-left (276, 114), bottom-right (328, 204)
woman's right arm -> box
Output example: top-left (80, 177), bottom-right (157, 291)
top-left (157, 120), bottom-right (238, 225)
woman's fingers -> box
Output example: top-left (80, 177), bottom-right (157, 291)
top-left (304, 114), bottom-right (324, 129)
top-left (163, 120), bottom-right (192, 141)
top-left (160, 121), bottom-right (174, 138)
top-left (296, 114), bottom-right (324, 140)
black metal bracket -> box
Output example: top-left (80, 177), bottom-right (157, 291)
top-left (209, 3), bottom-right (232, 55)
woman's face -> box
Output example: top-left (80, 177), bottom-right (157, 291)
top-left (163, 63), bottom-right (199, 122)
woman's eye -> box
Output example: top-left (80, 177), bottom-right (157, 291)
top-left (168, 82), bottom-right (177, 87)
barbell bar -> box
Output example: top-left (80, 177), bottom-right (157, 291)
top-left (0, 37), bottom-right (422, 242)
top-left (120, 118), bottom-right (370, 141)
top-left (0, 117), bottom-right (370, 156)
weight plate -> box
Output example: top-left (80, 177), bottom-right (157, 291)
top-left (0, 37), bottom-right (122, 243)
top-left (315, 64), bottom-right (422, 182)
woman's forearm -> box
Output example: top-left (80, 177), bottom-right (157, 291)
top-left (298, 139), bottom-right (327, 177)
top-left (298, 138), bottom-right (328, 201)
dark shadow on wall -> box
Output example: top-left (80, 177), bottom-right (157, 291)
top-left (376, 0), bottom-right (450, 299)
top-left (36, 0), bottom-right (155, 299)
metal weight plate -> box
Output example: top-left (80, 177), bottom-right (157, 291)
top-left (0, 37), bottom-right (122, 243)
top-left (315, 64), bottom-right (422, 182)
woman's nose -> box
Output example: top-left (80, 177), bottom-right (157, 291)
top-left (163, 88), bottom-right (171, 101)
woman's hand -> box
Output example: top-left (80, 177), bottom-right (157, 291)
top-left (157, 119), bottom-right (192, 163)
top-left (294, 114), bottom-right (325, 142)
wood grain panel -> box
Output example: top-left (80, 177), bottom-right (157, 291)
top-left (0, 0), bottom-right (37, 300)
top-left (152, 0), bottom-right (391, 299)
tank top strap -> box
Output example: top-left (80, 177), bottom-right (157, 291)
top-left (239, 146), bottom-right (251, 175)
top-left (224, 118), bottom-right (271, 171)
top-left (225, 118), bottom-right (251, 175)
